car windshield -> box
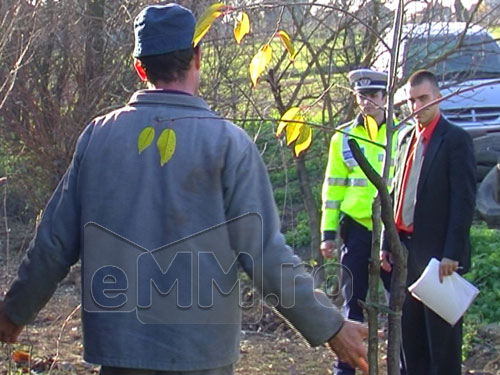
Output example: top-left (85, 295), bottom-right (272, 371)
top-left (402, 34), bottom-right (500, 80)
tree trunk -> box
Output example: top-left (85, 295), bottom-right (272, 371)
top-left (384, 1), bottom-right (408, 372)
top-left (366, 196), bottom-right (382, 375)
top-left (267, 69), bottom-right (321, 263)
top-left (294, 156), bottom-right (321, 262)
top-left (455, 0), bottom-right (469, 22)
top-left (348, 138), bottom-right (407, 375)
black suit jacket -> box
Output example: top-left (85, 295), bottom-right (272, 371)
top-left (394, 116), bottom-right (476, 283)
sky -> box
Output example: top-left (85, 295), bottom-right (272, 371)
top-left (384, 0), bottom-right (479, 12)
top-left (313, 0), bottom-right (481, 12)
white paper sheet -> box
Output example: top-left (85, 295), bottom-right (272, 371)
top-left (408, 258), bottom-right (479, 325)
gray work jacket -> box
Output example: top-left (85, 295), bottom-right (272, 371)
top-left (5, 91), bottom-right (344, 371)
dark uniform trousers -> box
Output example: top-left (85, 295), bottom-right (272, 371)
top-left (335, 216), bottom-right (392, 375)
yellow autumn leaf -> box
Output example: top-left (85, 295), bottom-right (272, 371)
top-left (294, 125), bottom-right (312, 157)
top-left (276, 107), bottom-right (301, 137)
top-left (157, 129), bottom-right (177, 166)
top-left (364, 115), bottom-right (378, 142)
top-left (286, 121), bottom-right (304, 146)
top-left (138, 126), bottom-right (155, 154)
top-left (277, 30), bottom-right (296, 61)
top-left (234, 12), bottom-right (250, 44)
top-left (249, 44), bottom-right (272, 87)
top-left (193, 3), bottom-right (226, 47)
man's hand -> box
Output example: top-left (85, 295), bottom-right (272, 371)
top-left (380, 250), bottom-right (393, 272)
top-left (439, 257), bottom-right (459, 283)
top-left (0, 300), bottom-right (23, 343)
top-left (328, 320), bottom-right (369, 374)
top-left (320, 240), bottom-right (336, 259)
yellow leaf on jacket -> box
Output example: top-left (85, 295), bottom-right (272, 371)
top-left (276, 30), bottom-right (296, 61)
top-left (276, 107), bottom-right (301, 137)
top-left (138, 126), bottom-right (155, 154)
top-left (249, 44), bottom-right (272, 87)
top-left (294, 125), bottom-right (312, 157)
top-left (234, 12), bottom-right (250, 44)
top-left (193, 3), bottom-right (226, 47)
top-left (157, 129), bottom-right (177, 166)
top-left (364, 115), bottom-right (378, 142)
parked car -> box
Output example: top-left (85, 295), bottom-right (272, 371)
top-left (376, 22), bottom-right (500, 181)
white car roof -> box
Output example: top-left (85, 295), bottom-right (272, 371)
top-left (402, 22), bottom-right (488, 38)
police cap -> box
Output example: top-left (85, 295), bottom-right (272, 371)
top-left (348, 68), bottom-right (388, 93)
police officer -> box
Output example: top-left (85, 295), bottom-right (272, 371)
top-left (321, 69), bottom-right (398, 375)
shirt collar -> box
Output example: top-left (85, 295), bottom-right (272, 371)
top-left (143, 89), bottom-right (192, 96)
top-left (417, 113), bottom-right (440, 141)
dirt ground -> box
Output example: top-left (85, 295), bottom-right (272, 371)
top-left (0, 267), bottom-right (499, 375)
top-left (0, 265), bottom-right (346, 375)
top-left (0, 221), bottom-right (498, 375)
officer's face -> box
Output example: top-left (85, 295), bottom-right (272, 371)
top-left (355, 90), bottom-right (386, 118)
top-left (408, 80), bottom-right (441, 127)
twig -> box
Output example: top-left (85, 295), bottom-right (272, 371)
top-left (7, 343), bottom-right (12, 375)
top-left (47, 303), bottom-right (81, 375)
top-left (1, 177), bottom-right (9, 276)
top-left (229, 2), bottom-right (391, 51)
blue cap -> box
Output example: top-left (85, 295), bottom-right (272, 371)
top-left (133, 4), bottom-right (196, 58)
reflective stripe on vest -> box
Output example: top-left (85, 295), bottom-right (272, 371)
top-left (328, 177), bottom-right (347, 186)
top-left (378, 153), bottom-right (395, 166)
top-left (342, 134), bottom-right (357, 171)
top-left (345, 158), bottom-right (358, 170)
top-left (328, 177), bottom-right (367, 187)
top-left (348, 178), bottom-right (367, 187)
top-left (324, 200), bottom-right (341, 209)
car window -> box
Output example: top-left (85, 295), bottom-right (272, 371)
top-left (402, 34), bottom-right (500, 80)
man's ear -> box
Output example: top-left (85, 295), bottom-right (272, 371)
top-left (134, 59), bottom-right (148, 82)
top-left (194, 46), bottom-right (201, 70)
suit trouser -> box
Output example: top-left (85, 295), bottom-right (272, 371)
top-left (401, 235), bottom-right (462, 375)
top-left (334, 217), bottom-right (392, 375)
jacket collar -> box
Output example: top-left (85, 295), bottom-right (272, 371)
top-left (354, 113), bottom-right (387, 128)
top-left (417, 115), bottom-right (448, 195)
top-left (128, 90), bottom-right (213, 112)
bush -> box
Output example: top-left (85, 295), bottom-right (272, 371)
top-left (466, 222), bottom-right (500, 322)
top-left (463, 221), bottom-right (500, 356)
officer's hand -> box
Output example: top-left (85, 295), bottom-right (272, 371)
top-left (320, 240), bottom-right (336, 259)
top-left (0, 300), bottom-right (23, 343)
top-left (439, 257), bottom-right (459, 283)
top-left (328, 320), bottom-right (368, 374)
top-left (380, 250), bottom-right (393, 272)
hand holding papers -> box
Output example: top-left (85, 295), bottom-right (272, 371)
top-left (408, 258), bottom-right (479, 325)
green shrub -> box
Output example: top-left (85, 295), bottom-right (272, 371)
top-left (466, 222), bottom-right (500, 322)
top-left (284, 211), bottom-right (311, 253)
top-left (463, 221), bottom-right (500, 356)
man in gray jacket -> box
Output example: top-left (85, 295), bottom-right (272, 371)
top-left (0, 4), bottom-right (368, 374)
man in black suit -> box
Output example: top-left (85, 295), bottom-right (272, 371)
top-left (381, 70), bottom-right (476, 375)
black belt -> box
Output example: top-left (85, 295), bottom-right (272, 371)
top-left (399, 231), bottom-right (413, 241)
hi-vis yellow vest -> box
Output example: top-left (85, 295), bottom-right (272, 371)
top-left (321, 118), bottom-right (398, 233)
